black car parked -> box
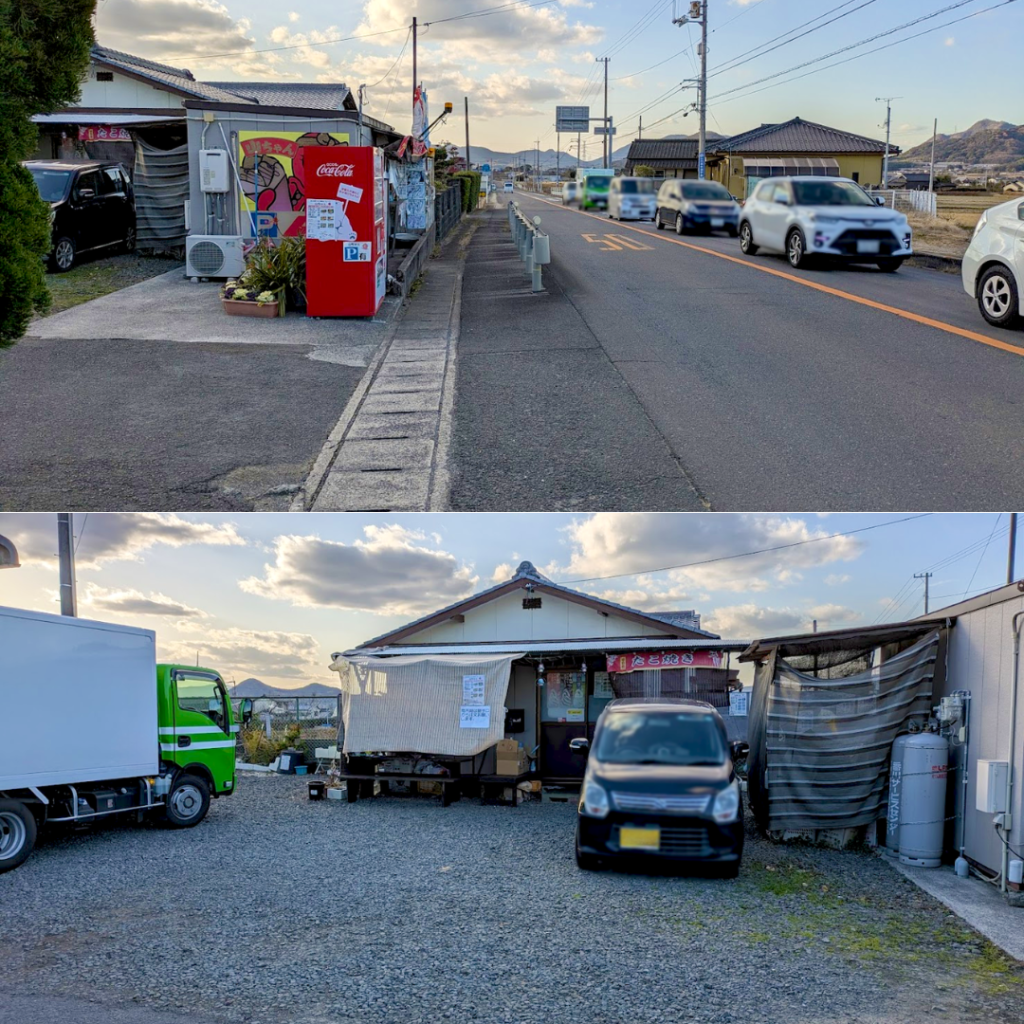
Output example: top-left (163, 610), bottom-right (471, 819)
top-left (570, 698), bottom-right (747, 875)
top-left (24, 160), bottom-right (136, 271)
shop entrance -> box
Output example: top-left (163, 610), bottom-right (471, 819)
top-left (538, 664), bottom-right (616, 782)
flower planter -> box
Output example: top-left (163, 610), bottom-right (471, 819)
top-left (220, 287), bottom-right (286, 318)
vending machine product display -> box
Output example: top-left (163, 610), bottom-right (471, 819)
top-left (304, 146), bottom-right (387, 317)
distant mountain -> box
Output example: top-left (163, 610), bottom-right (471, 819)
top-left (229, 678), bottom-right (341, 698)
top-left (897, 121), bottom-right (1024, 170)
top-left (448, 141), bottom-right (633, 170)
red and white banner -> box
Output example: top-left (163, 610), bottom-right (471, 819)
top-left (607, 650), bottom-right (726, 673)
top-left (79, 126), bottom-right (132, 142)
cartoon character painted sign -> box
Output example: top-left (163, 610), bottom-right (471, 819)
top-left (238, 130), bottom-right (350, 237)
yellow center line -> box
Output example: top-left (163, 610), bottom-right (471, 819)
top-left (519, 193), bottom-right (1024, 360)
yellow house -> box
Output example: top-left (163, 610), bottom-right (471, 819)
top-left (708, 117), bottom-right (892, 200)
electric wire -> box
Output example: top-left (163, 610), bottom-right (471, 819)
top-left (557, 514), bottom-right (933, 585)
top-left (363, 26), bottom-right (411, 90)
top-left (961, 513), bottom-right (1003, 599)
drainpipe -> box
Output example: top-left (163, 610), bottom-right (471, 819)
top-left (1006, 611), bottom-right (1024, 891)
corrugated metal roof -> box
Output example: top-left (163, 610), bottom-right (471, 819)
top-left (716, 117), bottom-right (892, 155)
top-left (206, 82), bottom-right (354, 111)
top-left (92, 45), bottom-right (248, 104)
top-left (344, 637), bottom-right (748, 657)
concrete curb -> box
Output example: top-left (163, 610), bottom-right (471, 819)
top-left (908, 250), bottom-right (963, 273)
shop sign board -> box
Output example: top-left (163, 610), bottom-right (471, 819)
top-left (606, 650), bottom-right (725, 673)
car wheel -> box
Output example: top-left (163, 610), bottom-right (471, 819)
top-left (675, 212), bottom-right (685, 236)
top-left (50, 236), bottom-right (76, 272)
top-left (786, 228), bottom-right (808, 269)
top-left (977, 265), bottom-right (1021, 329)
top-left (739, 221), bottom-right (758, 255)
top-left (123, 224), bottom-right (137, 254)
top-left (655, 209), bottom-right (665, 230)
top-left (163, 774), bottom-right (211, 828)
top-left (0, 799), bottom-right (37, 873)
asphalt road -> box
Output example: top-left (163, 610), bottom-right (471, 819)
top-left (453, 191), bottom-right (1024, 510)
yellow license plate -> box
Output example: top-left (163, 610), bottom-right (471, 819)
top-left (620, 827), bottom-right (660, 850)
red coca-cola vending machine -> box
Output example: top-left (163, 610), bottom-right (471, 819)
top-left (304, 146), bottom-right (387, 317)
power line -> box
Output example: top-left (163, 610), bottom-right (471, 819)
top-left (558, 514), bottom-right (933, 585)
top-left (364, 27), bottom-right (411, 90)
top-left (962, 513), bottom-right (1003, 599)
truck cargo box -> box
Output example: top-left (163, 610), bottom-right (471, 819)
top-left (0, 605), bottom-right (158, 790)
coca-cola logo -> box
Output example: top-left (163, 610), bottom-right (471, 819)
top-left (316, 163), bottom-right (355, 178)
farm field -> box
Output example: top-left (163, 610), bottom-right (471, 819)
top-left (909, 191), bottom-right (1014, 257)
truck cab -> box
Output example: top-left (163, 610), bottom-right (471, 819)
top-left (579, 169), bottom-right (614, 210)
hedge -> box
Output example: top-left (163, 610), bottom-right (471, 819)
top-left (451, 171), bottom-right (483, 213)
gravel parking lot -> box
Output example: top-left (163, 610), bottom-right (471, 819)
top-left (2, 774), bottom-right (1022, 1024)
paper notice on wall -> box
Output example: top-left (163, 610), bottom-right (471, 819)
top-left (593, 671), bottom-right (613, 698)
top-left (336, 182), bottom-right (364, 203)
top-left (462, 674), bottom-right (486, 705)
top-left (729, 691), bottom-right (749, 717)
top-left (306, 199), bottom-right (356, 242)
top-left (566, 707), bottom-right (584, 721)
top-left (460, 705), bottom-right (490, 729)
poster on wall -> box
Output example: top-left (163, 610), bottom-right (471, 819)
top-left (460, 705), bottom-right (491, 729)
top-left (238, 130), bottom-right (350, 237)
top-left (462, 674), bottom-right (485, 705)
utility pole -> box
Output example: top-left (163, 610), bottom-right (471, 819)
top-left (1008, 513), bottom-right (1018, 584)
top-left (595, 56), bottom-right (610, 167)
top-left (576, 130), bottom-right (581, 171)
top-left (556, 130), bottom-right (560, 179)
top-left (57, 513), bottom-right (77, 617)
top-left (536, 138), bottom-right (540, 186)
top-left (927, 117), bottom-right (937, 194)
top-left (464, 96), bottom-right (471, 170)
top-left (638, 115), bottom-right (642, 140)
top-left (875, 96), bottom-right (900, 187)
top-left (674, 2), bottom-right (708, 179)
top-left (914, 572), bottom-right (933, 615)
top-left (412, 17), bottom-right (418, 117)
top-left (358, 84), bottom-right (365, 130)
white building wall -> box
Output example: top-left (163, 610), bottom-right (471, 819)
top-left (78, 67), bottom-right (185, 111)
top-left (405, 590), bottom-right (676, 644)
top-left (936, 593), bottom-right (1024, 874)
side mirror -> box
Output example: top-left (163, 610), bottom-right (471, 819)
top-left (239, 698), bottom-right (253, 725)
top-left (730, 740), bottom-right (749, 761)
top-left (875, 196), bottom-right (886, 206)
top-left (569, 737), bottom-right (590, 755)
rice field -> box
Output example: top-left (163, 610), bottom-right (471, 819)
top-left (909, 192), bottom-right (1013, 257)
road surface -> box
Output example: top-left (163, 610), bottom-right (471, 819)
top-left (450, 191), bottom-right (1024, 510)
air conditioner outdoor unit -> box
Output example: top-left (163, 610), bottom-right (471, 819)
top-left (185, 235), bottom-right (245, 279)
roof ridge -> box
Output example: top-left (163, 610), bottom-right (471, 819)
top-left (92, 44), bottom-right (194, 81)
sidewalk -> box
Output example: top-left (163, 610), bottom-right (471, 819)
top-left (446, 205), bottom-right (705, 511)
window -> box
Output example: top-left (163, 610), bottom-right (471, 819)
top-left (851, 171), bottom-right (860, 183)
top-left (102, 167), bottom-right (126, 195)
top-left (74, 170), bottom-right (103, 199)
top-left (595, 711), bottom-right (726, 766)
top-left (176, 673), bottom-right (227, 731)
top-left (619, 179), bottom-right (655, 194)
top-left (680, 181), bottom-right (733, 201)
top-left (771, 183), bottom-right (792, 204)
top-left (791, 179), bottom-right (874, 207)
top-left (96, 71), bottom-right (114, 82)
top-left (29, 168), bottom-right (71, 202)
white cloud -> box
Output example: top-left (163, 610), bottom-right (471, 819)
top-left (0, 513), bottom-right (244, 569)
top-left (79, 583), bottom-right (208, 619)
top-left (825, 574), bottom-right (851, 586)
top-left (161, 628), bottom-right (323, 682)
top-left (491, 562), bottom-right (515, 583)
top-left (704, 602), bottom-right (858, 637)
top-left (288, 10), bottom-right (300, 21)
top-left (560, 514), bottom-right (864, 594)
top-left (239, 525), bottom-right (478, 615)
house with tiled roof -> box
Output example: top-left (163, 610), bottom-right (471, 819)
top-left (623, 138), bottom-right (699, 177)
top-left (707, 117), bottom-right (894, 199)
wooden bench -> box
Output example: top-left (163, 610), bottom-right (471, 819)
top-left (338, 772), bottom-right (463, 806)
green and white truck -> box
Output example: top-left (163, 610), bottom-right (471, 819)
top-left (578, 167), bottom-right (615, 210)
top-left (0, 604), bottom-right (248, 872)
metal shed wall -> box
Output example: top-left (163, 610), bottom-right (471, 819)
top-left (933, 591), bottom-right (1024, 875)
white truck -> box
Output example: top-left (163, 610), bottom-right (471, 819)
top-left (0, 605), bottom-right (241, 872)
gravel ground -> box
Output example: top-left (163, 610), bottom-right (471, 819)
top-left (2, 774), bottom-right (1022, 1024)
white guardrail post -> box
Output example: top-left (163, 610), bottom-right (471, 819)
top-left (507, 202), bottom-right (548, 293)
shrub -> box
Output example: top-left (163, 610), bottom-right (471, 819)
top-left (240, 236), bottom-right (306, 307)
top-left (240, 724), bottom-right (276, 765)
top-left (0, 0), bottom-right (95, 346)
top-left (451, 170), bottom-right (483, 212)
top-left (634, 165), bottom-right (656, 177)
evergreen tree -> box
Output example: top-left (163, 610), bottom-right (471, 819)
top-left (0, 0), bottom-right (96, 346)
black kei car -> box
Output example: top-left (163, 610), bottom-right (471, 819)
top-left (570, 698), bottom-right (747, 876)
top-left (24, 160), bottom-right (136, 271)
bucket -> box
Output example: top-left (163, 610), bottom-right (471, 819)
top-left (308, 781), bottom-right (325, 800)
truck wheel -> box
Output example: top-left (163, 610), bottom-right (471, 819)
top-left (164, 775), bottom-right (210, 828)
top-left (0, 799), bottom-right (37, 873)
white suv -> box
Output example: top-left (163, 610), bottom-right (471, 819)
top-left (962, 197), bottom-right (1024, 329)
top-left (738, 176), bottom-right (913, 271)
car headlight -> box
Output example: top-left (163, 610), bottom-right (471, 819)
top-left (580, 780), bottom-right (610, 818)
top-left (711, 781), bottom-right (740, 824)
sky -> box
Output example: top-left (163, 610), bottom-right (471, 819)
top-left (91, 0), bottom-right (1022, 158)
top-left (0, 512), bottom-right (1017, 689)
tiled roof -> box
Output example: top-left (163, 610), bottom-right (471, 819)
top-left (715, 117), bottom-right (893, 155)
top-left (92, 45), bottom-right (248, 104)
top-left (206, 82), bottom-right (354, 111)
top-left (625, 138), bottom-right (699, 163)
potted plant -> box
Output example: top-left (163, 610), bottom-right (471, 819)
top-left (241, 236), bottom-right (307, 311)
top-left (219, 281), bottom-right (284, 317)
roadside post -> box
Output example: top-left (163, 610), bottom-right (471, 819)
top-left (506, 202), bottom-right (549, 293)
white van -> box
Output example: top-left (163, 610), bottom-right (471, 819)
top-left (608, 177), bottom-right (656, 220)
top-left (503, 181), bottom-right (514, 194)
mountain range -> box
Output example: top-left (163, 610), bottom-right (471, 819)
top-left (896, 120), bottom-right (1024, 170)
top-left (228, 679), bottom-right (341, 698)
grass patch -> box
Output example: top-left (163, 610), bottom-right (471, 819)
top-left (44, 253), bottom-right (182, 315)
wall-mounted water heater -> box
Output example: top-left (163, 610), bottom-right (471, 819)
top-left (198, 149), bottom-right (230, 193)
